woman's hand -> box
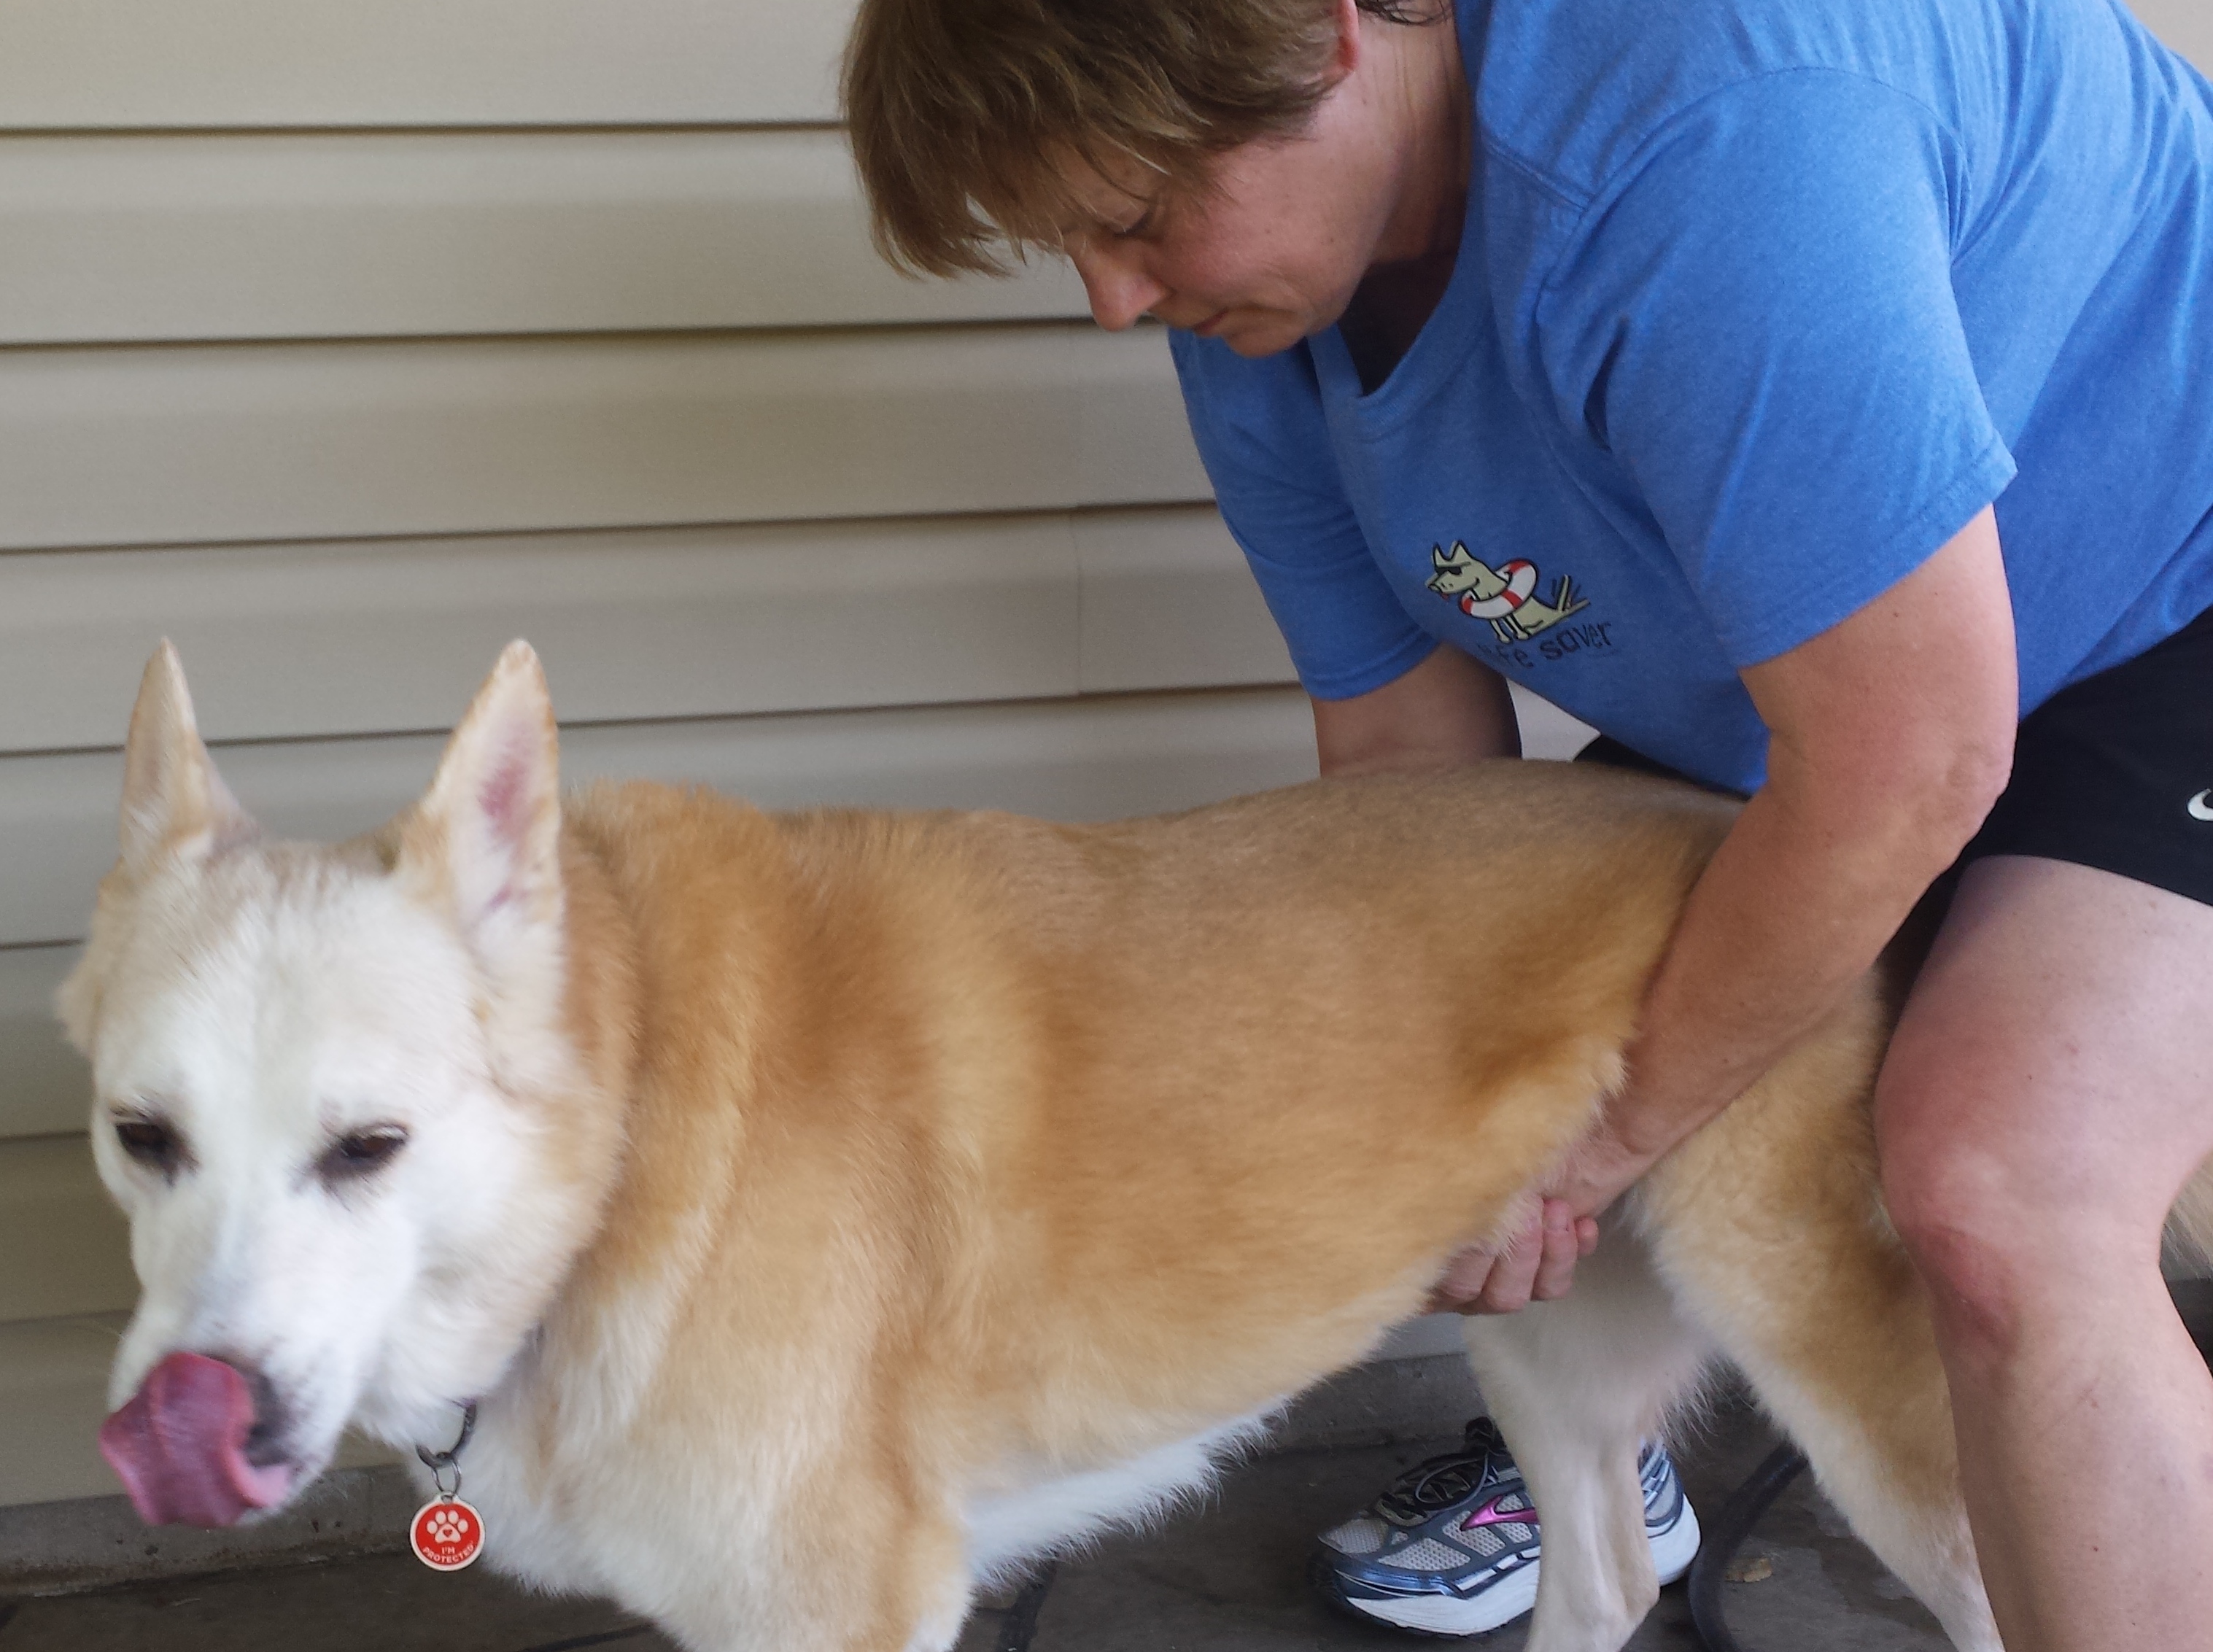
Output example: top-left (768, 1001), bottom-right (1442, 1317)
top-left (1422, 1114), bottom-right (1665, 1314)
top-left (1424, 1195), bottom-right (1592, 1314)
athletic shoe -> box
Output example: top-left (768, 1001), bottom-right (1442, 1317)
top-left (1309, 1416), bottom-right (1701, 1637)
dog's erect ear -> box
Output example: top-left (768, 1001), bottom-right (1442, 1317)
top-left (117, 642), bottom-right (257, 877)
top-left (396, 642), bottom-right (564, 957)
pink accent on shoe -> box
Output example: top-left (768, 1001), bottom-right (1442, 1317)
top-left (1459, 1495), bottom-right (1540, 1532)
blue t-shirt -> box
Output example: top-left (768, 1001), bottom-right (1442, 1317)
top-left (1172, 0), bottom-right (2213, 792)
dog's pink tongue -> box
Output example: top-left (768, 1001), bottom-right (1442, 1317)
top-left (99, 1352), bottom-right (290, 1527)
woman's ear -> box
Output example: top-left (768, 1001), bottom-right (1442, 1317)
top-left (1328, 0), bottom-right (1367, 82)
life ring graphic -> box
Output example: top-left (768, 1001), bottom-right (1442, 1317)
top-left (1457, 559), bottom-right (1538, 619)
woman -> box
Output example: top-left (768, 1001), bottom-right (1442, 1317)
top-left (843, 0), bottom-right (2213, 1644)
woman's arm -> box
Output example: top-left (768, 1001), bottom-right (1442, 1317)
top-left (1437, 506), bottom-right (2019, 1311)
top-left (1312, 643), bottom-right (1522, 776)
top-left (1598, 505), bottom-right (2016, 1159)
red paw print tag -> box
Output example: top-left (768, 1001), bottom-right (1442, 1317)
top-left (410, 1495), bottom-right (486, 1571)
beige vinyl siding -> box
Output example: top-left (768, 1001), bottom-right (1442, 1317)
top-left (2137, 0), bottom-right (2211, 69)
top-left (0, 1139), bottom-right (134, 1325)
top-left (0, 131), bottom-right (1084, 346)
top-left (0, 688), bottom-right (1314, 962)
top-left (0, 1), bottom-right (861, 129)
top-left (0, 949), bottom-right (84, 1141)
top-left (0, 328), bottom-right (1205, 552)
top-left (0, 1316), bottom-right (133, 1509)
top-left (5, 0), bottom-right (2195, 135)
top-left (0, 506), bottom-right (1287, 753)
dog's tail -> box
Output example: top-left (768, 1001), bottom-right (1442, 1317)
top-left (2163, 1153), bottom-right (2213, 1277)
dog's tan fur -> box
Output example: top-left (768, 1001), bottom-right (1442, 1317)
top-left (68, 643), bottom-right (2213, 1651)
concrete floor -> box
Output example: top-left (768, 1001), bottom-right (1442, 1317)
top-left (1, 1399), bottom-right (1945, 1652)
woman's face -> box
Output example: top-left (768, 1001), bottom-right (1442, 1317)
top-left (1058, 104), bottom-right (1399, 358)
top-left (1054, 1), bottom-right (1446, 358)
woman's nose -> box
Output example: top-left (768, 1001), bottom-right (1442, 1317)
top-left (1071, 244), bottom-right (1168, 332)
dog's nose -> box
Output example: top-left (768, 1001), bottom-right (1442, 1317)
top-left (232, 1357), bottom-right (295, 1469)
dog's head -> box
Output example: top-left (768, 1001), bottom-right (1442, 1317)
top-left (1425, 543), bottom-right (1503, 600)
top-left (60, 643), bottom-right (623, 1527)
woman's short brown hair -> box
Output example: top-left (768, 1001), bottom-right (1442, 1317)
top-left (843, 0), bottom-right (1438, 276)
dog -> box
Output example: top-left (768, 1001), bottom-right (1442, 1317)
top-left (61, 640), bottom-right (2213, 1651)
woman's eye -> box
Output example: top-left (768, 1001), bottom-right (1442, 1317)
top-left (319, 1126), bottom-right (409, 1183)
top-left (1115, 204), bottom-right (1157, 239)
top-left (115, 1119), bottom-right (185, 1176)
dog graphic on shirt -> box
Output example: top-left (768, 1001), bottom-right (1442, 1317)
top-left (1426, 543), bottom-right (1590, 645)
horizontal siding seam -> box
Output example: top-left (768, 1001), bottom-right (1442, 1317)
top-left (0, 314), bottom-right (1115, 357)
top-left (0, 499), bottom-right (1214, 562)
top-left (0, 682), bottom-right (1306, 765)
top-left (0, 120), bottom-right (851, 141)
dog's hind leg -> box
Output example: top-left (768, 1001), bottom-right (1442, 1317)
top-left (1646, 1232), bottom-right (1999, 1650)
top-left (1460, 1216), bottom-right (1714, 1652)
top-left (1714, 1352), bottom-right (1996, 1651)
top-left (1637, 999), bottom-right (2001, 1652)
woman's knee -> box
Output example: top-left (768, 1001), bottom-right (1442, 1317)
top-left (1875, 1125), bottom-right (2036, 1348)
top-left (1872, 858), bottom-right (2213, 1357)
top-left (1875, 1064), bottom-right (2165, 1346)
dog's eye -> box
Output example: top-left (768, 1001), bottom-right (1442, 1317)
top-left (319, 1126), bottom-right (409, 1184)
top-left (115, 1118), bottom-right (185, 1176)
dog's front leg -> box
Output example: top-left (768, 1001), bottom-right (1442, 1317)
top-left (659, 1564), bottom-right (974, 1652)
top-left (642, 1507), bottom-right (972, 1652)
top-left (1459, 1218), bottom-right (1712, 1652)
top-left (896, 1559), bottom-right (980, 1652)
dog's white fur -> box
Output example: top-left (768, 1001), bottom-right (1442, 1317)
top-left (63, 643), bottom-right (2213, 1651)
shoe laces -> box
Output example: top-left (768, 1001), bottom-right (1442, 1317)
top-left (1373, 1418), bottom-right (1514, 1527)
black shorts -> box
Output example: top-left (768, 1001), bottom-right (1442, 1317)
top-left (1576, 604), bottom-right (2213, 912)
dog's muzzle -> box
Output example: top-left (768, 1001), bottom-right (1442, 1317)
top-left (99, 1350), bottom-right (295, 1526)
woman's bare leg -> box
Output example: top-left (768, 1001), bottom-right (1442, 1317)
top-left (1876, 856), bottom-right (2213, 1652)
